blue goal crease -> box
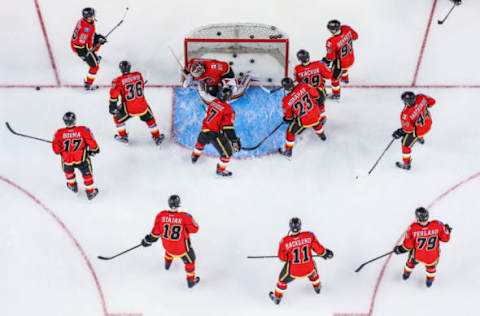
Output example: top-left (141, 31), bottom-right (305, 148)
top-left (173, 87), bottom-right (287, 158)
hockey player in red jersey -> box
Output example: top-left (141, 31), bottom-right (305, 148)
top-left (324, 20), bottom-right (358, 100)
top-left (394, 207), bottom-right (451, 287)
top-left (294, 49), bottom-right (332, 124)
top-left (392, 91), bottom-right (436, 170)
top-left (52, 112), bottom-right (100, 200)
top-left (109, 61), bottom-right (165, 145)
top-left (269, 217), bottom-right (333, 304)
top-left (278, 77), bottom-right (326, 158)
top-left (191, 86), bottom-right (241, 177)
top-left (71, 8), bottom-right (107, 90)
top-left (183, 58), bottom-right (257, 104)
top-left (141, 195), bottom-right (200, 288)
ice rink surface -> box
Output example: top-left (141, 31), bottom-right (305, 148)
top-left (1, 1), bottom-right (479, 316)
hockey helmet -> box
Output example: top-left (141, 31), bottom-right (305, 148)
top-left (289, 217), bottom-right (302, 233)
top-left (415, 207), bottom-right (429, 223)
top-left (401, 91), bottom-right (416, 107)
top-left (191, 62), bottom-right (206, 78)
top-left (168, 195), bottom-right (181, 208)
top-left (281, 77), bottom-right (295, 92)
top-left (119, 60), bottom-right (131, 75)
top-left (217, 86), bottom-right (233, 102)
top-left (63, 112), bottom-right (76, 127)
top-left (297, 49), bottom-right (310, 64)
top-left (327, 19), bottom-right (341, 33)
top-left (82, 7), bottom-right (95, 20)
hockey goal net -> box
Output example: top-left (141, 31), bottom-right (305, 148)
top-left (184, 23), bottom-right (289, 84)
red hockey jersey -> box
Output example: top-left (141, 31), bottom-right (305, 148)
top-left (294, 61), bottom-right (332, 89)
top-left (149, 210), bottom-right (199, 256)
top-left (402, 220), bottom-right (450, 265)
top-left (52, 126), bottom-right (99, 164)
top-left (282, 83), bottom-right (321, 127)
top-left (325, 25), bottom-right (358, 68)
top-left (110, 72), bottom-right (149, 116)
top-left (71, 18), bottom-right (96, 51)
top-left (400, 94), bottom-right (435, 137)
top-left (278, 231), bottom-right (326, 277)
top-left (201, 98), bottom-right (236, 133)
top-left (186, 58), bottom-right (230, 86)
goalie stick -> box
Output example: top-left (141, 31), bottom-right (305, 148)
top-left (5, 122), bottom-right (52, 143)
top-left (97, 243), bottom-right (142, 260)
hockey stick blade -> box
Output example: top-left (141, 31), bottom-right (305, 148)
top-left (437, 3), bottom-right (456, 25)
top-left (97, 244), bottom-right (142, 261)
top-left (260, 86), bottom-right (282, 94)
top-left (5, 122), bottom-right (52, 143)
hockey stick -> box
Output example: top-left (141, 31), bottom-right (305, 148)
top-left (247, 255), bottom-right (322, 259)
top-left (91, 7), bottom-right (129, 51)
top-left (242, 121), bottom-right (285, 151)
top-left (5, 122), bottom-right (52, 143)
top-left (168, 46), bottom-right (185, 70)
top-left (438, 3), bottom-right (458, 25)
top-left (260, 85), bottom-right (283, 94)
top-left (367, 138), bottom-right (396, 175)
top-left (97, 243), bottom-right (142, 260)
top-left (354, 251), bottom-right (394, 272)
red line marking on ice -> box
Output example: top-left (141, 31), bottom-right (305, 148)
top-left (1, 84), bottom-right (480, 89)
top-left (412, 0), bottom-right (438, 86)
top-left (336, 170), bottom-right (480, 316)
top-left (0, 176), bottom-right (108, 316)
top-left (366, 170), bottom-right (480, 316)
top-left (34, 0), bottom-right (60, 86)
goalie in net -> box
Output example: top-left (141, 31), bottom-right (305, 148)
top-left (182, 58), bottom-right (258, 104)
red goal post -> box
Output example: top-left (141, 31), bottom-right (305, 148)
top-left (184, 23), bottom-right (289, 81)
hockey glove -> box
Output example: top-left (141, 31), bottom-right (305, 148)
top-left (392, 128), bottom-right (406, 139)
top-left (322, 57), bottom-right (331, 67)
top-left (88, 149), bottom-right (99, 157)
top-left (445, 224), bottom-right (453, 234)
top-left (109, 102), bottom-right (119, 115)
top-left (94, 34), bottom-right (107, 45)
top-left (323, 249), bottom-right (334, 259)
top-left (450, 0), bottom-right (462, 5)
top-left (141, 236), bottom-right (152, 247)
top-left (232, 137), bottom-right (242, 152)
top-left (394, 245), bottom-right (408, 254)
top-left (283, 116), bottom-right (293, 124)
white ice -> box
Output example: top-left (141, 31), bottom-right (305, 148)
top-left (1, 1), bottom-right (480, 316)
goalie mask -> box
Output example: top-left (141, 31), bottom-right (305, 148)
top-left (191, 62), bottom-right (206, 78)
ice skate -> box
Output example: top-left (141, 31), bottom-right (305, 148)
top-left (84, 80), bottom-right (99, 91)
top-left (165, 260), bottom-right (172, 270)
top-left (313, 284), bottom-right (321, 294)
top-left (153, 134), bottom-right (165, 146)
top-left (318, 133), bottom-right (327, 141)
top-left (278, 148), bottom-right (292, 159)
top-left (187, 276), bottom-right (200, 288)
top-left (67, 182), bottom-right (78, 193)
top-left (396, 161), bottom-right (411, 170)
top-left (269, 291), bottom-right (282, 305)
top-left (114, 134), bottom-right (129, 144)
top-left (86, 188), bottom-right (99, 200)
top-left (426, 278), bottom-right (433, 288)
top-left (191, 153), bottom-right (200, 164)
top-left (216, 168), bottom-right (233, 177)
top-left (402, 272), bottom-right (411, 280)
